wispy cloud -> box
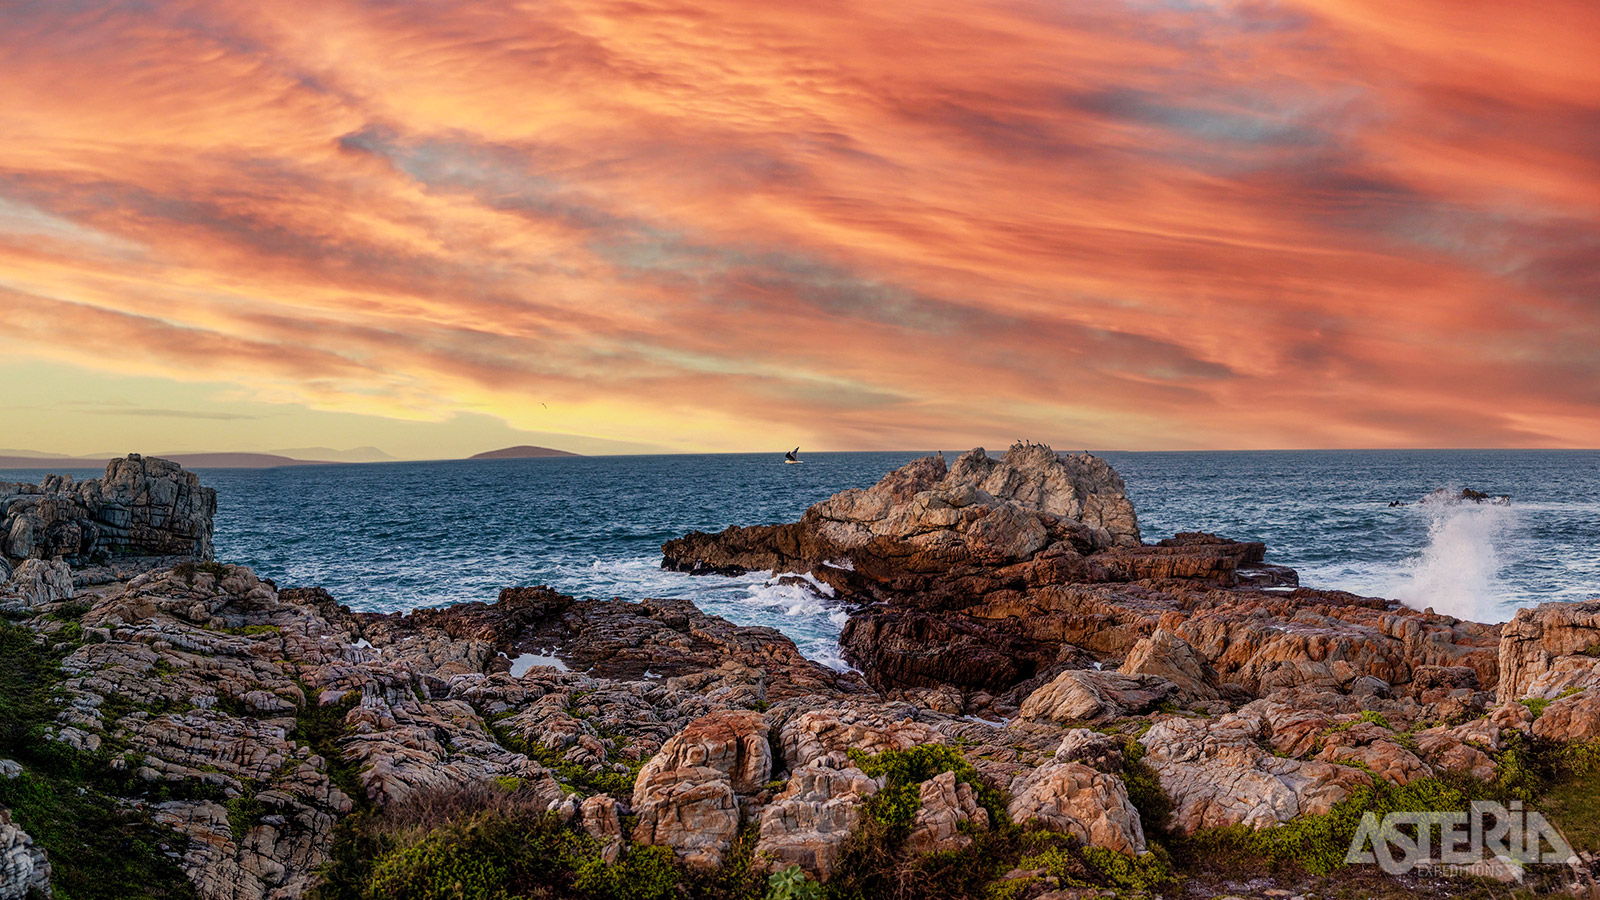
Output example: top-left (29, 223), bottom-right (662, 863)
top-left (0, 0), bottom-right (1597, 450)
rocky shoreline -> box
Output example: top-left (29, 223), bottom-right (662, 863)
top-left (3, 448), bottom-right (1600, 900)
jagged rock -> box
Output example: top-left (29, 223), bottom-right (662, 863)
top-left (664, 447), bottom-right (1501, 705)
top-left (5, 558), bottom-right (73, 607)
top-left (755, 764), bottom-right (879, 881)
top-left (1119, 629), bottom-right (1220, 701)
top-left (0, 455), bottom-right (215, 566)
top-left (1050, 729), bottom-right (1125, 772)
top-left (1314, 721), bottom-right (1431, 785)
top-left (1413, 727), bottom-right (1498, 781)
top-left (1019, 670), bottom-right (1179, 724)
top-left (635, 710), bottom-right (771, 796)
top-left (1531, 690), bottom-right (1600, 743)
top-left (631, 765), bottom-right (741, 871)
top-left (1139, 712), bottom-right (1369, 834)
top-left (664, 445), bottom-right (1140, 579)
top-left (580, 796), bottom-right (624, 864)
top-left (906, 771), bottom-right (990, 854)
top-left (778, 707), bottom-right (936, 770)
top-left (1007, 762), bottom-right (1145, 854)
top-left (0, 809), bottom-right (50, 900)
top-left (1497, 600), bottom-right (1600, 702)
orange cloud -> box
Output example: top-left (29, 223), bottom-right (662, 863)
top-left (1, 0), bottom-right (1597, 451)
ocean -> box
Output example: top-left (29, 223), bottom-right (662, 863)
top-left (8, 449), bottom-right (1598, 670)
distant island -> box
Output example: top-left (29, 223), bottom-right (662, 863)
top-left (0, 445), bottom-right (585, 470)
top-left (0, 451), bottom-right (334, 469)
top-left (468, 445), bottom-right (582, 459)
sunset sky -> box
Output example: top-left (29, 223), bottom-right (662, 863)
top-left (2, 0), bottom-right (1597, 457)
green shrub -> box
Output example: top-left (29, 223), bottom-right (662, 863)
top-left (767, 864), bottom-right (824, 900)
top-left (848, 744), bottom-right (1005, 835)
top-left (364, 811), bottom-right (583, 900)
top-left (1119, 740), bottom-right (1172, 840)
top-left (227, 794), bottom-right (268, 840)
top-left (1182, 777), bottom-right (1474, 875)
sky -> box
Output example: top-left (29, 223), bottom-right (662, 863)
top-left (1, 0), bottom-right (1597, 457)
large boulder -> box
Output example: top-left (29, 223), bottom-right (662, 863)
top-left (663, 444), bottom-right (1140, 580)
top-left (1019, 670), bottom-right (1180, 724)
top-left (631, 711), bottom-right (772, 870)
top-left (631, 767), bottom-right (741, 871)
top-left (1119, 629), bottom-right (1220, 702)
top-left (905, 771), bottom-right (990, 854)
top-left (0, 454), bottom-right (215, 566)
top-left (1497, 600), bottom-right (1600, 702)
top-left (755, 764), bottom-right (879, 880)
top-left (778, 707), bottom-right (936, 771)
top-left (4, 558), bottom-right (73, 607)
top-left (1139, 712), bottom-right (1369, 834)
top-left (1531, 690), bottom-right (1600, 743)
top-left (1007, 762), bottom-right (1145, 854)
top-left (634, 710), bottom-right (771, 794)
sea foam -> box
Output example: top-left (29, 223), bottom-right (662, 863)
top-left (1394, 489), bottom-right (1518, 623)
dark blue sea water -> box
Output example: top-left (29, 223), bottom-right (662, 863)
top-left (8, 450), bottom-right (1598, 668)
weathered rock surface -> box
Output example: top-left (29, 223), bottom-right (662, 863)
top-left (629, 710), bottom-right (771, 869)
top-left (13, 450), bottom-right (1598, 900)
top-left (1007, 762), bottom-right (1144, 854)
top-left (4, 558), bottom-right (73, 607)
top-left (631, 765), bottom-right (741, 871)
top-left (755, 763), bottom-right (879, 880)
top-left (906, 770), bottom-right (989, 854)
top-left (0, 810), bottom-right (50, 900)
top-left (1531, 689), bottom-right (1600, 743)
top-left (0, 455), bottom-right (215, 567)
top-left (663, 445), bottom-right (1501, 708)
top-left (1119, 628), bottom-right (1220, 701)
top-left (1139, 712), bottom-right (1370, 834)
top-left (1497, 599), bottom-right (1600, 702)
top-left (1019, 670), bottom-right (1180, 724)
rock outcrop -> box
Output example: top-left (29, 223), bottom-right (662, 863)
top-left (1, 454), bottom-right (215, 568)
top-left (1138, 711), bottom-right (1370, 834)
top-left (0, 810), bottom-right (50, 900)
top-left (1497, 599), bottom-right (1600, 702)
top-left (10, 450), bottom-right (1598, 900)
top-left (1007, 761), bottom-right (1144, 854)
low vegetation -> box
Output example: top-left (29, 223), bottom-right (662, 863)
top-left (0, 621), bottom-right (199, 900)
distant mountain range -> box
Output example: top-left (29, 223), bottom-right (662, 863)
top-left (0, 444), bottom-right (582, 469)
top-left (272, 446), bottom-right (397, 463)
top-left (468, 445), bottom-right (582, 460)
